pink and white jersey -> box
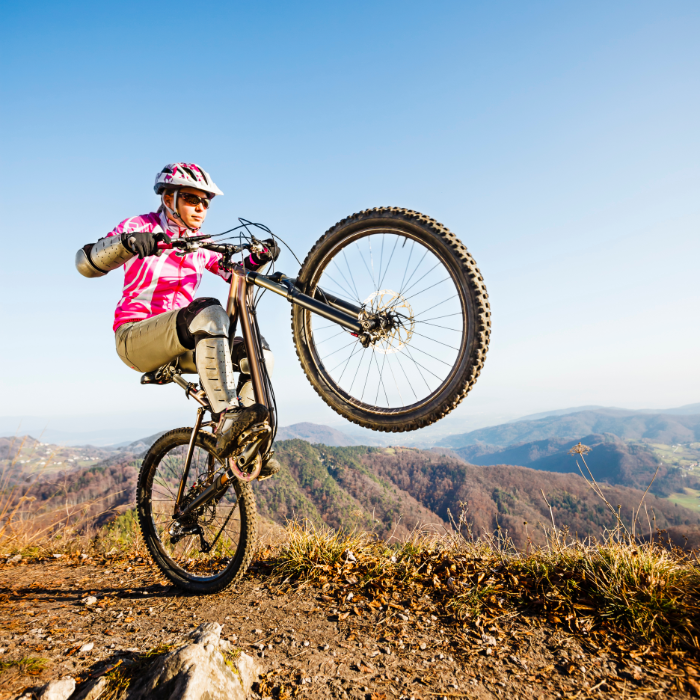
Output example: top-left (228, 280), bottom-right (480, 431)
top-left (107, 211), bottom-right (231, 331)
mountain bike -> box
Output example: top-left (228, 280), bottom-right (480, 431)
top-left (136, 207), bottom-right (491, 593)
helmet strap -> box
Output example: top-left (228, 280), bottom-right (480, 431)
top-left (161, 189), bottom-right (189, 228)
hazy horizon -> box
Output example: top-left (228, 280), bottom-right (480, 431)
top-left (3, 399), bottom-right (699, 447)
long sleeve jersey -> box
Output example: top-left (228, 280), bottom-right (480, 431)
top-left (106, 211), bottom-right (231, 331)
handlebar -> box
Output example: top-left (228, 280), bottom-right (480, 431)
top-left (167, 237), bottom-right (262, 257)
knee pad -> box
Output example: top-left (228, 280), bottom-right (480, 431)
top-left (176, 298), bottom-right (228, 349)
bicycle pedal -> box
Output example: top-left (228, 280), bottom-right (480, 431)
top-left (140, 371), bottom-right (172, 385)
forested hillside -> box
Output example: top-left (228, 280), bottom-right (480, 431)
top-left (9, 439), bottom-right (699, 550)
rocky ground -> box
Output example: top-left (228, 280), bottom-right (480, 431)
top-left (0, 558), bottom-right (695, 700)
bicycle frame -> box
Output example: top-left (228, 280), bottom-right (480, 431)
top-left (173, 257), bottom-right (368, 519)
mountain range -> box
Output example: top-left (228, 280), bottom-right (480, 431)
top-left (437, 410), bottom-right (700, 448)
top-left (448, 433), bottom-right (700, 497)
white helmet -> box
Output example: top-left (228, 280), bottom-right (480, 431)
top-left (154, 163), bottom-right (224, 197)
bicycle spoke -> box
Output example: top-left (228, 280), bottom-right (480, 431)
top-left (385, 353), bottom-right (405, 405)
top-left (397, 275), bottom-right (451, 304)
top-left (395, 352), bottom-right (418, 401)
top-left (358, 241), bottom-right (378, 291)
top-left (331, 261), bottom-right (362, 304)
top-left (323, 271), bottom-right (360, 304)
top-left (410, 329), bottom-right (460, 351)
top-left (342, 249), bottom-right (362, 302)
top-left (315, 329), bottom-right (347, 346)
top-left (368, 236), bottom-right (378, 290)
top-left (398, 240), bottom-right (415, 293)
top-left (328, 340), bottom-right (361, 373)
top-left (376, 348), bottom-right (390, 407)
top-left (414, 312), bottom-right (463, 323)
top-left (320, 338), bottom-right (359, 362)
top-left (361, 348), bottom-right (377, 402)
top-left (397, 260), bottom-right (444, 299)
top-left (401, 345), bottom-right (434, 391)
top-left (406, 342), bottom-right (453, 368)
top-left (378, 235), bottom-right (400, 290)
top-left (398, 247), bottom-right (430, 297)
top-left (411, 295), bottom-right (458, 319)
top-left (335, 342), bottom-right (364, 379)
top-left (348, 347), bottom-right (367, 395)
top-left (413, 320), bottom-right (462, 332)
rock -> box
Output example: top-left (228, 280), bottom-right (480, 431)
top-left (81, 596), bottom-right (98, 606)
top-left (79, 642), bottom-right (94, 653)
top-left (53, 553), bottom-right (63, 559)
top-left (37, 678), bottom-right (76, 700)
top-left (72, 676), bottom-right (108, 700)
top-left (124, 622), bottom-right (262, 700)
top-left (7, 554), bottom-right (22, 564)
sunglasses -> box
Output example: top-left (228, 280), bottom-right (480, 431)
top-left (178, 192), bottom-right (211, 209)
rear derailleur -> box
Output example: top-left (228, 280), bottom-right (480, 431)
top-left (169, 519), bottom-right (213, 554)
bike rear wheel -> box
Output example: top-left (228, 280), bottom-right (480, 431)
top-left (292, 207), bottom-right (491, 432)
top-left (136, 428), bottom-right (257, 594)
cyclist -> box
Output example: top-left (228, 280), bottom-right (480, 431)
top-left (75, 162), bottom-right (280, 479)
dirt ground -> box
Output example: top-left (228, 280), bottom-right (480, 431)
top-left (0, 558), bottom-right (693, 700)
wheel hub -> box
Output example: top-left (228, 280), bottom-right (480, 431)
top-left (359, 290), bottom-right (415, 352)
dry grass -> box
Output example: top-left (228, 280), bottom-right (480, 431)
top-left (271, 516), bottom-right (700, 657)
top-left (0, 656), bottom-right (49, 677)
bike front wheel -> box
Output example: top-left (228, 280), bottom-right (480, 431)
top-left (136, 428), bottom-right (257, 594)
top-left (292, 207), bottom-right (491, 432)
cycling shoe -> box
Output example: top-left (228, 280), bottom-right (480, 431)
top-left (215, 403), bottom-right (269, 458)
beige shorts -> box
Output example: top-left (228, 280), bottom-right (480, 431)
top-left (115, 309), bottom-right (196, 374)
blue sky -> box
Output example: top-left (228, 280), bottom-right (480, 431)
top-left (1, 1), bottom-right (698, 443)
